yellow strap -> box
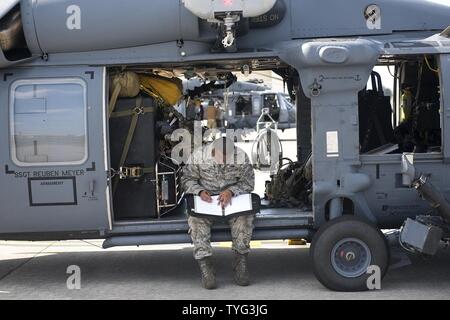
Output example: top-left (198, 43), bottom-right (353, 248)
top-left (113, 96), bottom-right (142, 196)
top-left (424, 56), bottom-right (439, 74)
top-left (110, 107), bottom-right (154, 118)
top-left (119, 114), bottom-right (139, 169)
top-left (143, 168), bottom-right (155, 174)
top-left (108, 83), bottom-right (122, 117)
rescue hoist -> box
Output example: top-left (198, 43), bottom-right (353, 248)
top-left (182, 0), bottom-right (277, 50)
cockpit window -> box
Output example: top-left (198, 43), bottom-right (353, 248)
top-left (10, 78), bottom-right (88, 166)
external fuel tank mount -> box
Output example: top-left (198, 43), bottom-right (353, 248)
top-left (0, 0), bottom-right (285, 68)
top-left (18, 0), bottom-right (278, 55)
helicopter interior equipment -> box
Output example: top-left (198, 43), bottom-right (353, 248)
top-left (251, 108), bottom-right (283, 175)
top-left (221, 91), bottom-right (296, 130)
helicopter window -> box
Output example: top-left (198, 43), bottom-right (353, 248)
top-left (263, 94), bottom-right (280, 121)
top-left (394, 58), bottom-right (442, 154)
top-left (359, 56), bottom-right (442, 155)
top-left (235, 95), bottom-right (253, 116)
top-left (10, 78), bottom-right (88, 166)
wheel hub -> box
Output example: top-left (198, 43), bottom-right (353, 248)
top-left (331, 238), bottom-right (372, 278)
top-left (345, 251), bottom-right (356, 261)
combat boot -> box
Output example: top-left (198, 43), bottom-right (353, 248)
top-left (233, 253), bottom-right (250, 286)
top-left (198, 258), bottom-right (216, 290)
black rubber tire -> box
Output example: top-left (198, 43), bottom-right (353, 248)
top-left (310, 216), bottom-right (389, 292)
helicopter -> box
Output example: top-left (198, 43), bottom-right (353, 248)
top-left (1, 0), bottom-right (450, 291)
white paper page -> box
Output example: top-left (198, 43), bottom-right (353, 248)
top-left (194, 195), bottom-right (223, 216)
top-left (225, 194), bottom-right (252, 215)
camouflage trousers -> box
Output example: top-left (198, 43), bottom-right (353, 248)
top-left (188, 215), bottom-right (255, 260)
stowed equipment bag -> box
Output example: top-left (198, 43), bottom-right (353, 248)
top-left (109, 77), bottom-right (158, 220)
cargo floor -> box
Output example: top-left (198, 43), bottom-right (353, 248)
top-left (110, 206), bottom-right (313, 236)
top-left (105, 206), bottom-right (314, 248)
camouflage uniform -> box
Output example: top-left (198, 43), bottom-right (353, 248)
top-left (182, 143), bottom-right (255, 260)
top-left (188, 215), bottom-right (255, 260)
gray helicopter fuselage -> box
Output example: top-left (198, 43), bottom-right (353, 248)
top-left (0, 0), bottom-right (450, 247)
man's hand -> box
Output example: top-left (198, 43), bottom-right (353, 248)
top-left (199, 190), bottom-right (213, 203)
top-left (218, 190), bottom-right (233, 208)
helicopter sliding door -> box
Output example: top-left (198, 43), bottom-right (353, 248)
top-left (440, 54), bottom-right (450, 163)
top-left (0, 66), bottom-right (112, 235)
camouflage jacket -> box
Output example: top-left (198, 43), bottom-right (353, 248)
top-left (181, 144), bottom-right (255, 196)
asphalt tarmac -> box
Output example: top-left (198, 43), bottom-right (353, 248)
top-left (0, 240), bottom-right (449, 300)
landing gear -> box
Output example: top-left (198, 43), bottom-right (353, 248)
top-left (310, 216), bottom-right (389, 291)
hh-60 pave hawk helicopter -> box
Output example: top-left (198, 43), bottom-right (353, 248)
top-left (1, 0), bottom-right (450, 291)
